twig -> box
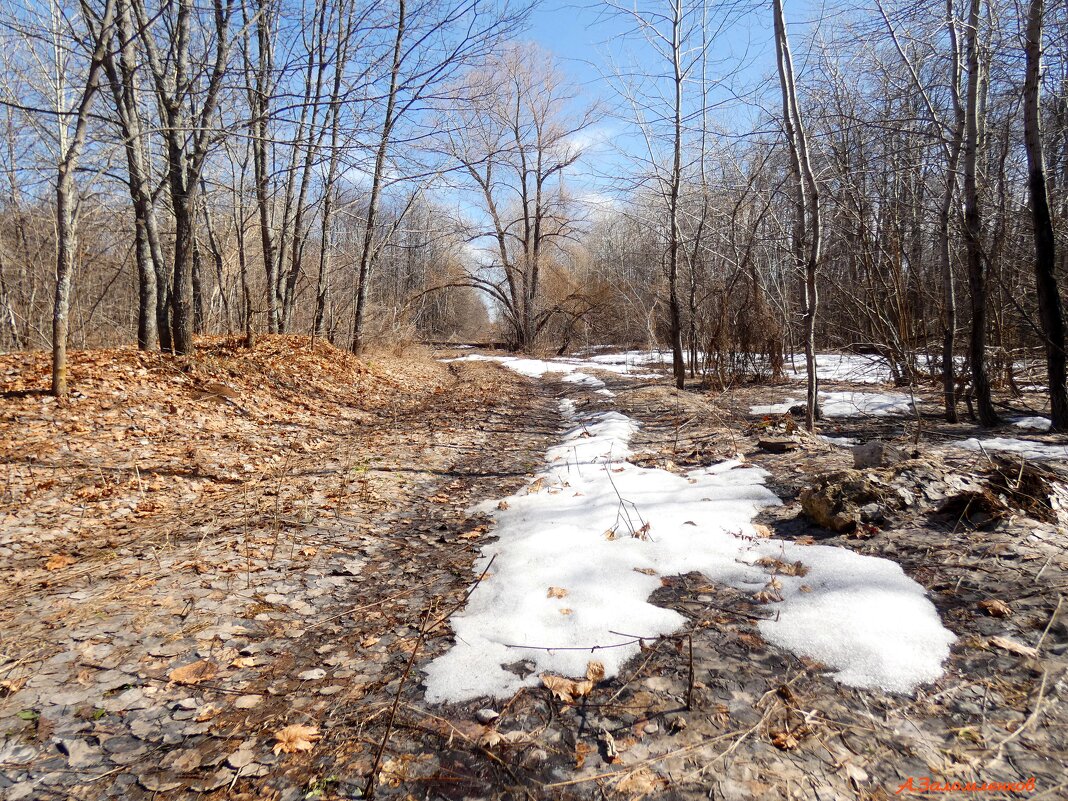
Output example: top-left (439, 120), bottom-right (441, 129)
top-left (364, 603), bottom-right (435, 800)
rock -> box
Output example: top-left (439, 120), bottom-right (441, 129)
top-left (475, 708), bottom-right (499, 724)
top-left (800, 470), bottom-right (884, 533)
top-left (297, 668), bottom-right (327, 681)
top-left (852, 440), bottom-right (905, 469)
top-left (757, 438), bottom-right (798, 454)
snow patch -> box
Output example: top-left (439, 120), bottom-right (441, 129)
top-left (750, 392), bottom-right (915, 418)
top-left (955, 437), bottom-right (1068, 461)
top-left (425, 394), bottom-right (955, 703)
top-left (1011, 416), bottom-right (1052, 432)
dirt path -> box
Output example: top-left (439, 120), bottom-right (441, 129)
top-left (0, 345), bottom-right (559, 800)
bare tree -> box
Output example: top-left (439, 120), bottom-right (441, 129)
top-left (773, 0), bottom-right (821, 430)
top-left (133, 0), bottom-right (236, 355)
top-left (441, 45), bottom-right (594, 350)
top-left (52, 0), bottom-right (118, 396)
top-left (1022, 0), bottom-right (1068, 429)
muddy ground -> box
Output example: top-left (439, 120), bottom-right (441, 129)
top-left (1, 341), bottom-right (1066, 800)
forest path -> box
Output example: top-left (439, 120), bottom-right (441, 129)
top-left (0, 350), bottom-right (560, 800)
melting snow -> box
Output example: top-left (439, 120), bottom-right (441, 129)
top-left (955, 437), bottom-right (1068, 461)
top-left (425, 373), bottom-right (955, 703)
top-left (785, 354), bottom-right (893, 384)
top-left (751, 391), bottom-right (915, 418)
top-left (1011, 416), bottom-right (1052, 432)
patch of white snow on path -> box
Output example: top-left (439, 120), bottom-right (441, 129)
top-left (955, 437), bottom-right (1068, 461)
top-left (424, 375), bottom-right (956, 703)
top-left (751, 391), bottom-right (916, 418)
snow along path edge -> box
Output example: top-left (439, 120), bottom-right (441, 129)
top-left (424, 366), bottom-right (956, 703)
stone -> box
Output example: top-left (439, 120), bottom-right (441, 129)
top-left (475, 708), bottom-right (499, 724)
top-left (852, 440), bottom-right (905, 469)
top-left (6, 782), bottom-right (36, 801)
top-left (298, 668), bottom-right (326, 681)
top-left (757, 438), bottom-right (798, 454)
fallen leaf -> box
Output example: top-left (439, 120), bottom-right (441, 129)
top-left (979, 599), bottom-right (1012, 618)
top-left (574, 741), bottom-right (591, 769)
top-left (44, 554), bottom-right (76, 571)
top-left (771, 729), bottom-right (799, 750)
top-left (547, 586), bottom-right (569, 598)
top-left (599, 727), bottom-right (619, 763)
top-left (541, 673), bottom-right (595, 704)
top-left (273, 723), bottom-right (321, 755)
top-left (586, 660), bottom-right (605, 683)
top-left (168, 660), bottom-right (218, 685)
top-left (195, 704), bottom-right (222, 722)
top-left (614, 768), bottom-right (665, 795)
top-left (361, 636), bottom-right (380, 648)
top-left (559, 607), bottom-right (573, 615)
top-left (989, 636), bottom-right (1037, 658)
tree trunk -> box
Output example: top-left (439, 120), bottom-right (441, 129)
top-left (1022, 0), bottom-right (1068, 430)
top-left (962, 0), bottom-right (998, 425)
top-left (52, 0), bottom-right (117, 397)
top-left (668, 0), bottom-right (685, 389)
top-left (773, 0), bottom-right (821, 430)
top-left (352, 0), bottom-right (405, 356)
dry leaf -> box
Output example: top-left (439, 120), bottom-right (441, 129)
top-left (989, 636), bottom-right (1037, 658)
top-left (230, 656), bottom-right (257, 669)
top-left (979, 599), bottom-right (1012, 618)
top-left (168, 660), bottom-right (218, 685)
top-left (614, 768), bottom-right (665, 795)
top-left (586, 660), bottom-right (605, 683)
top-left (361, 636), bottom-right (380, 648)
top-left (44, 554), bottom-right (75, 571)
top-left (559, 607), bottom-right (573, 615)
top-left (547, 586), bottom-right (569, 598)
top-left (770, 729), bottom-right (799, 750)
top-left (574, 741), bottom-right (591, 769)
top-left (273, 723), bottom-right (321, 755)
top-left (496, 500), bottom-right (509, 511)
top-left (599, 727), bottom-right (619, 763)
top-left (541, 673), bottom-right (595, 704)
top-left (195, 704), bottom-right (222, 722)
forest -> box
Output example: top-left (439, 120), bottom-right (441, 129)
top-left (1, 0), bottom-right (1066, 799)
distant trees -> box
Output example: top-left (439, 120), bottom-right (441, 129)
top-left (441, 44), bottom-right (596, 350)
top-left (0, 0), bottom-right (1065, 427)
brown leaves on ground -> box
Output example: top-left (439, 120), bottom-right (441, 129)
top-left (755, 556), bottom-right (809, 577)
top-left (273, 724), bottom-right (321, 755)
top-left (541, 660), bottom-right (606, 703)
top-left (988, 635), bottom-right (1037, 658)
top-left (167, 660), bottom-right (218, 685)
top-left (43, 554), bottom-right (76, 571)
top-left (613, 768), bottom-right (666, 796)
top-left (547, 586), bottom-right (568, 598)
top-left (979, 599), bottom-right (1012, 618)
